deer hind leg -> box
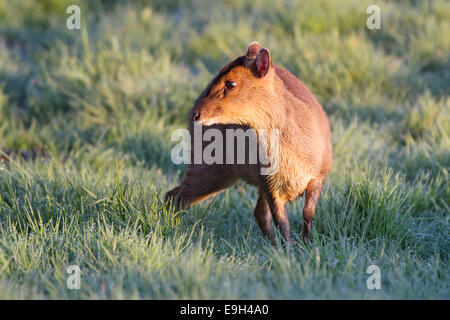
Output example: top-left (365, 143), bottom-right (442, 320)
top-left (302, 178), bottom-right (325, 242)
top-left (254, 192), bottom-right (276, 245)
top-left (165, 165), bottom-right (236, 210)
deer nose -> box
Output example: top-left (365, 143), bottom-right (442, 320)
top-left (192, 110), bottom-right (201, 121)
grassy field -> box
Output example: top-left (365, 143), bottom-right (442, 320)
top-left (0, 0), bottom-right (448, 299)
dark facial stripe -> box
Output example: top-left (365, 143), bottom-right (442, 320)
top-left (195, 56), bottom-right (246, 104)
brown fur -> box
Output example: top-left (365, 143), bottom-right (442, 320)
top-left (165, 42), bottom-right (333, 245)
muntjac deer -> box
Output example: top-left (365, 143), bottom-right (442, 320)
top-left (166, 42), bottom-right (332, 245)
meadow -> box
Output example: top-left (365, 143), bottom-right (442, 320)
top-left (0, 0), bottom-right (448, 299)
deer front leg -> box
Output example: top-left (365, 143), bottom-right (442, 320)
top-left (254, 192), bottom-right (276, 245)
top-left (302, 178), bottom-right (325, 242)
top-left (265, 192), bottom-right (291, 247)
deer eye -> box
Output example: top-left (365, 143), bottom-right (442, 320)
top-left (225, 80), bottom-right (236, 90)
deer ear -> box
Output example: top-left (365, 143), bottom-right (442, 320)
top-left (246, 41), bottom-right (261, 59)
top-left (255, 48), bottom-right (270, 78)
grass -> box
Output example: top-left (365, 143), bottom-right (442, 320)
top-left (0, 0), bottom-right (448, 299)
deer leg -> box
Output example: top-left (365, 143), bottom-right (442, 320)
top-left (165, 165), bottom-right (236, 209)
top-left (302, 178), bottom-right (325, 242)
top-left (254, 192), bottom-right (276, 244)
top-left (265, 192), bottom-right (291, 247)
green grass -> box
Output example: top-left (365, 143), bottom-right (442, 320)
top-left (0, 0), bottom-right (448, 299)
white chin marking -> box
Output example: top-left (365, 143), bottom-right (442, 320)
top-left (199, 118), bottom-right (218, 126)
